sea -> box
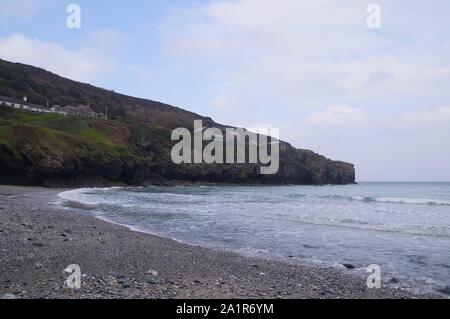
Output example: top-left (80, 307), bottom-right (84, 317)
top-left (57, 182), bottom-right (450, 296)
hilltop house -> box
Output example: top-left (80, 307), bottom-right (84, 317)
top-left (0, 95), bottom-right (106, 119)
top-left (0, 95), bottom-right (68, 116)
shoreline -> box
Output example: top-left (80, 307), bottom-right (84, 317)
top-left (0, 185), bottom-right (437, 299)
top-left (0, 178), bottom-right (358, 190)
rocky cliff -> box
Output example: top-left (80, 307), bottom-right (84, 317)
top-left (0, 59), bottom-right (355, 187)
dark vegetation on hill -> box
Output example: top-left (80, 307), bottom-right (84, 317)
top-left (0, 59), bottom-right (355, 187)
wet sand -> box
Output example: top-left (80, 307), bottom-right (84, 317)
top-left (0, 185), bottom-right (433, 299)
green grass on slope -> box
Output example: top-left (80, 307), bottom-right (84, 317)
top-left (0, 106), bottom-right (130, 157)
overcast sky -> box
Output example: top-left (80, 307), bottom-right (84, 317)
top-left (1, 0), bottom-right (449, 181)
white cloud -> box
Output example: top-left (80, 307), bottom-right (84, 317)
top-left (163, 0), bottom-right (450, 118)
top-left (164, 0), bottom-right (380, 59)
top-left (306, 105), bottom-right (366, 126)
top-left (400, 107), bottom-right (450, 127)
top-left (0, 34), bottom-right (116, 82)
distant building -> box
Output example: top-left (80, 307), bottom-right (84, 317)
top-left (0, 95), bottom-right (67, 116)
top-left (62, 104), bottom-right (106, 119)
top-left (0, 95), bottom-right (41, 112)
top-left (0, 95), bottom-right (109, 119)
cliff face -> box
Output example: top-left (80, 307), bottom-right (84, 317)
top-left (0, 59), bottom-right (355, 187)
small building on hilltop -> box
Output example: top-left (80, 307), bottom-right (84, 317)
top-left (0, 95), bottom-right (107, 119)
top-left (0, 95), bottom-right (47, 113)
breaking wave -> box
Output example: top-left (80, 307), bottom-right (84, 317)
top-left (320, 194), bottom-right (450, 206)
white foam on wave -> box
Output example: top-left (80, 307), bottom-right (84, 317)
top-left (377, 197), bottom-right (450, 206)
top-left (351, 196), bottom-right (450, 206)
top-left (58, 187), bottom-right (123, 206)
top-left (57, 187), bottom-right (192, 211)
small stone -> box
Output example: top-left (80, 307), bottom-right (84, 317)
top-left (342, 263), bottom-right (355, 269)
top-left (216, 278), bottom-right (225, 285)
top-left (147, 269), bottom-right (158, 277)
top-left (390, 277), bottom-right (400, 284)
top-left (437, 286), bottom-right (450, 295)
top-left (320, 288), bottom-right (335, 296)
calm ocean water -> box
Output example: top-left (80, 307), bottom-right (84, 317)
top-left (57, 182), bottom-right (450, 295)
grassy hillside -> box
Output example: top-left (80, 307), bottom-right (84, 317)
top-left (0, 59), bottom-right (355, 187)
top-left (0, 106), bottom-right (138, 185)
top-left (0, 107), bottom-right (128, 155)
